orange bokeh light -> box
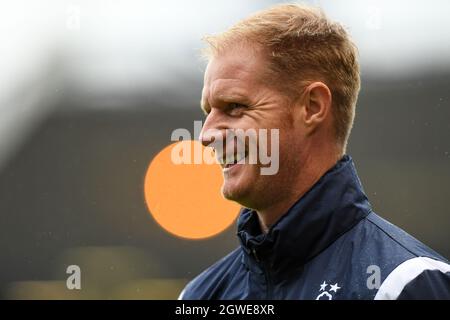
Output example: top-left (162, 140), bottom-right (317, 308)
top-left (144, 140), bottom-right (240, 239)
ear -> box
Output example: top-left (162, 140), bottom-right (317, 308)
top-left (301, 82), bottom-right (332, 133)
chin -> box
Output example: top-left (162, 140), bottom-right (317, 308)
top-left (221, 179), bottom-right (251, 203)
top-left (220, 165), bottom-right (261, 206)
top-left (221, 179), bottom-right (264, 211)
top-left (221, 183), bottom-right (243, 201)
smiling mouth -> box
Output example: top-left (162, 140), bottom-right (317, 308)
top-left (217, 150), bottom-right (248, 170)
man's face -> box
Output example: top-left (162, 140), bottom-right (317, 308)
top-left (200, 45), bottom-right (306, 210)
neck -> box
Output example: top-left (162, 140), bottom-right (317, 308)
top-left (256, 149), bottom-right (342, 234)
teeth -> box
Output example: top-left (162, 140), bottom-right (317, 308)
top-left (223, 152), bottom-right (246, 165)
top-left (235, 152), bottom-right (246, 163)
top-left (225, 154), bottom-right (235, 164)
top-left (215, 153), bottom-right (225, 164)
top-left (216, 151), bottom-right (247, 165)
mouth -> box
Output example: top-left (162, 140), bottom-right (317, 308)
top-left (217, 150), bottom-right (248, 171)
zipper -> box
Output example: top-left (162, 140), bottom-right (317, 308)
top-left (251, 248), bottom-right (260, 262)
top-left (252, 248), bottom-right (272, 299)
top-left (262, 262), bottom-right (272, 299)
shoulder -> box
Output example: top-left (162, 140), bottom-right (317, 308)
top-left (178, 247), bottom-right (243, 300)
top-left (312, 211), bottom-right (450, 300)
top-left (363, 212), bottom-right (450, 299)
top-left (375, 256), bottom-right (450, 299)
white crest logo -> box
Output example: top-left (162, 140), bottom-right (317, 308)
top-left (315, 281), bottom-right (341, 300)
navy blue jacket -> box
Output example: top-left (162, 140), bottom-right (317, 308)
top-left (180, 156), bottom-right (450, 300)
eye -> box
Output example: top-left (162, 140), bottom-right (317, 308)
top-left (229, 103), bottom-right (245, 109)
top-left (227, 103), bottom-right (247, 114)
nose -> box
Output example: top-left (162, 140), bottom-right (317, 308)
top-left (199, 109), bottom-right (226, 148)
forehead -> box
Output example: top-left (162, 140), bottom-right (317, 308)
top-left (203, 45), bottom-right (268, 99)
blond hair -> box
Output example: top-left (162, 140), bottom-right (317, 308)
top-left (202, 3), bottom-right (361, 149)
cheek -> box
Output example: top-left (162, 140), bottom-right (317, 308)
top-left (277, 129), bottom-right (305, 167)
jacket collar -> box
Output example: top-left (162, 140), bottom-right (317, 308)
top-left (237, 155), bottom-right (371, 275)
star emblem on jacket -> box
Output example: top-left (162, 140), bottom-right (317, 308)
top-left (316, 281), bottom-right (341, 300)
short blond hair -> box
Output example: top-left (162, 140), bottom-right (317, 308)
top-left (202, 3), bottom-right (361, 149)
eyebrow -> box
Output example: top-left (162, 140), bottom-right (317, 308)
top-left (201, 91), bottom-right (249, 114)
top-left (217, 93), bottom-right (245, 102)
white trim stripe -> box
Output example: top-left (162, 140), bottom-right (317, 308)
top-left (177, 288), bottom-right (186, 300)
top-left (374, 257), bottom-right (450, 300)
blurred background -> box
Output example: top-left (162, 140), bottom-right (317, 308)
top-left (0, 0), bottom-right (449, 299)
